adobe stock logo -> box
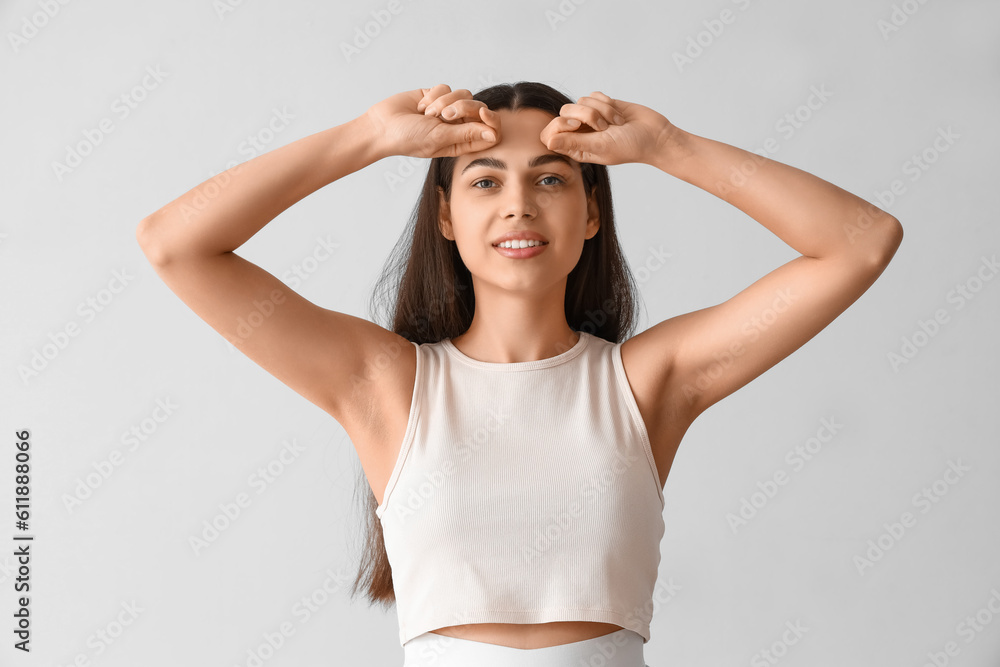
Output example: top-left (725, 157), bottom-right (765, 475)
top-left (339, 0), bottom-right (418, 63)
top-left (852, 459), bottom-right (972, 576)
top-left (751, 620), bottom-right (809, 667)
top-left (544, 0), bottom-right (590, 31)
top-left (672, 0), bottom-right (758, 73)
top-left (7, 0), bottom-right (74, 54)
top-left (189, 438), bottom-right (308, 557)
top-left (887, 254), bottom-right (998, 372)
top-left (877, 0), bottom-right (934, 41)
top-left (920, 587), bottom-right (1000, 667)
top-left (62, 398), bottom-right (179, 514)
top-left (51, 65), bottom-right (169, 182)
top-left (18, 268), bottom-right (135, 385)
top-left (726, 417), bottom-right (844, 534)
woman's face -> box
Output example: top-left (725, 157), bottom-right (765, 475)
top-left (438, 107), bottom-right (600, 295)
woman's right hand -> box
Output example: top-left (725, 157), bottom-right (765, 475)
top-left (363, 84), bottom-right (501, 159)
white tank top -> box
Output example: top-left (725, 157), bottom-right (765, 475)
top-left (375, 330), bottom-right (666, 647)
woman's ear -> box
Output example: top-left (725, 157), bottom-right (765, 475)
top-left (585, 184), bottom-right (600, 240)
top-left (437, 186), bottom-right (454, 241)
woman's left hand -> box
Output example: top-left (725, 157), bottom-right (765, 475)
top-left (539, 91), bottom-right (683, 167)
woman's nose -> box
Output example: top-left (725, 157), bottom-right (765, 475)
top-left (501, 181), bottom-right (539, 219)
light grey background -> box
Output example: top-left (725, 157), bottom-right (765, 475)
top-left (2, 0), bottom-right (998, 665)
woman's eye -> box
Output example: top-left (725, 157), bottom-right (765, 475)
top-left (472, 176), bottom-right (564, 189)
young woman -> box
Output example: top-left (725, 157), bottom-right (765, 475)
top-left (137, 82), bottom-right (902, 667)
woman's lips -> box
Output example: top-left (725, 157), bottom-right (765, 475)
top-left (492, 242), bottom-right (549, 258)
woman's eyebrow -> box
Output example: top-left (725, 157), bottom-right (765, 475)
top-left (460, 154), bottom-right (574, 176)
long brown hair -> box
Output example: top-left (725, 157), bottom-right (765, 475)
top-left (349, 80), bottom-right (644, 608)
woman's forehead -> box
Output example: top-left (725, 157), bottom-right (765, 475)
top-left (451, 107), bottom-right (582, 173)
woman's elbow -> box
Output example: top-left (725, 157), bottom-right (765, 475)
top-left (879, 216), bottom-right (904, 264)
top-left (135, 216), bottom-right (171, 267)
top-left (864, 215), bottom-right (903, 268)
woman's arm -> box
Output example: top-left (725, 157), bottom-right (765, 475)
top-left (137, 113), bottom-right (384, 260)
top-left (654, 131), bottom-right (901, 263)
top-left (133, 112), bottom-right (397, 424)
top-left (645, 129), bottom-right (904, 418)
top-left (134, 85), bottom-right (499, 440)
top-left (542, 91), bottom-right (903, 422)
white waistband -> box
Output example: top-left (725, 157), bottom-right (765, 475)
top-left (402, 628), bottom-right (648, 667)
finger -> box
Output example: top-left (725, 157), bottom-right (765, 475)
top-left (435, 99), bottom-right (487, 122)
top-left (546, 128), bottom-right (588, 159)
top-left (423, 88), bottom-right (473, 117)
top-left (586, 92), bottom-right (626, 124)
top-left (546, 130), bottom-right (590, 162)
top-left (558, 102), bottom-right (615, 131)
top-left (573, 95), bottom-right (624, 126)
top-left (416, 83), bottom-right (453, 112)
top-left (478, 105), bottom-right (501, 135)
top-left (538, 115), bottom-right (582, 147)
top-left (436, 121), bottom-right (499, 157)
top-left (545, 122), bottom-right (611, 164)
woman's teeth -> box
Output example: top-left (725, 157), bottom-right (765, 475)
top-left (494, 240), bottom-right (548, 248)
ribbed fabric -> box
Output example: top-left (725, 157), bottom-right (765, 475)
top-left (375, 330), bottom-right (666, 648)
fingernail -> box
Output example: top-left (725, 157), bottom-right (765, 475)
top-left (442, 107), bottom-right (456, 119)
top-left (416, 102), bottom-right (426, 112)
top-left (614, 114), bottom-right (625, 125)
top-left (567, 119), bottom-right (581, 128)
top-left (481, 130), bottom-right (496, 141)
top-left (598, 118), bottom-right (609, 130)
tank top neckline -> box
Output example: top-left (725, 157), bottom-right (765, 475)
top-left (441, 330), bottom-right (592, 371)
